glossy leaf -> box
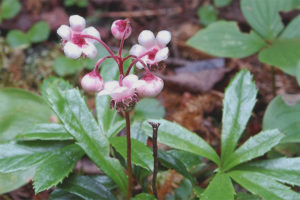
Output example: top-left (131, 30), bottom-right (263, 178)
top-left (263, 95), bottom-right (300, 143)
top-left (96, 95), bottom-right (125, 138)
top-left (239, 157), bottom-right (300, 186)
top-left (59, 175), bottom-right (117, 200)
top-left (214, 0), bottom-right (232, 7)
top-left (6, 30), bottom-right (30, 47)
top-left (134, 98), bottom-right (165, 120)
top-left (241, 0), bottom-right (285, 40)
top-left (201, 173), bottom-right (234, 200)
top-left (230, 170), bottom-right (300, 200)
top-left (1, 0), bottom-right (21, 19)
top-left (197, 5), bottom-right (218, 26)
top-left (27, 21), bottom-right (50, 43)
top-left (280, 15), bottom-right (300, 39)
top-left (50, 189), bottom-right (84, 200)
top-left (167, 149), bottom-right (203, 171)
top-left (158, 150), bottom-right (194, 183)
top-left (258, 39), bottom-right (300, 76)
top-left (131, 121), bottom-right (148, 144)
top-left (167, 179), bottom-right (193, 200)
top-left (41, 76), bottom-right (72, 99)
top-left (235, 193), bottom-right (260, 200)
top-left (142, 119), bottom-right (220, 165)
top-left (221, 70), bottom-right (257, 163)
top-left (110, 137), bottom-right (153, 171)
top-left (224, 129), bottom-right (283, 170)
top-left (18, 123), bottom-right (73, 141)
top-left (132, 193), bottom-right (156, 200)
top-left (46, 85), bottom-right (127, 193)
top-left (33, 144), bottom-right (84, 193)
top-left (53, 56), bottom-right (84, 76)
top-left (0, 88), bottom-right (52, 141)
top-left (187, 21), bottom-right (266, 58)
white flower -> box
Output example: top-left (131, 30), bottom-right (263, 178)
top-left (129, 30), bottom-right (171, 69)
top-left (136, 73), bottom-right (164, 97)
top-left (111, 19), bottom-right (132, 40)
top-left (81, 71), bottom-right (104, 92)
top-left (98, 74), bottom-right (145, 102)
top-left (57, 15), bottom-right (101, 59)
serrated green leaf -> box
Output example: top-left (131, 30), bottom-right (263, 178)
top-left (167, 149), bottom-right (203, 172)
top-left (53, 56), bottom-right (84, 76)
top-left (91, 175), bottom-right (117, 191)
top-left (1, 0), bottom-right (21, 19)
top-left (27, 21), bottom-right (50, 43)
top-left (241, 0), bottom-right (286, 40)
top-left (6, 30), bottom-right (30, 47)
top-left (221, 70), bottom-right (257, 163)
top-left (214, 0), bottom-right (232, 7)
top-left (96, 95), bottom-right (125, 138)
top-left (224, 129), bottom-right (283, 170)
top-left (258, 39), bottom-right (300, 76)
top-left (59, 175), bottom-right (117, 200)
top-left (280, 15), bottom-right (300, 39)
top-left (263, 95), bottom-right (300, 143)
top-left (46, 85), bottom-right (127, 194)
top-left (187, 21), bottom-right (266, 58)
top-left (50, 189), bottom-right (84, 200)
top-left (131, 121), bottom-right (148, 144)
top-left (142, 119), bottom-right (220, 165)
top-left (33, 144), bottom-right (84, 193)
top-left (201, 173), bottom-right (234, 200)
top-left (197, 5), bottom-right (218, 26)
top-left (0, 88), bottom-right (52, 141)
top-left (158, 150), bottom-right (194, 183)
top-left (18, 123), bottom-right (73, 141)
top-left (110, 136), bottom-right (153, 171)
top-left (132, 193), bottom-right (156, 200)
top-left (134, 98), bottom-right (165, 120)
top-left (238, 157), bottom-right (300, 186)
top-left (41, 76), bottom-right (72, 99)
top-left (230, 170), bottom-right (300, 200)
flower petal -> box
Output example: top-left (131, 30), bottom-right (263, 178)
top-left (129, 44), bottom-right (146, 57)
top-left (57, 25), bottom-right (71, 40)
top-left (122, 74), bottom-right (139, 88)
top-left (69, 15), bottom-right (86, 31)
top-left (64, 41), bottom-right (82, 59)
top-left (138, 30), bottom-right (155, 48)
top-left (82, 27), bottom-right (101, 43)
top-left (156, 30), bottom-right (171, 46)
top-left (82, 42), bottom-right (97, 59)
top-left (155, 47), bottom-right (169, 62)
top-left (136, 61), bottom-right (145, 69)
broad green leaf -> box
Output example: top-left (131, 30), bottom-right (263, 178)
top-left (53, 56), bottom-right (84, 76)
top-left (280, 15), bottom-right (300, 39)
top-left (33, 144), bottom-right (84, 193)
top-left (241, 0), bottom-right (285, 40)
top-left (263, 95), bottom-right (300, 143)
top-left (41, 76), bottom-right (72, 99)
top-left (64, 0), bottom-right (76, 6)
top-left (131, 121), bottom-right (148, 144)
top-left (50, 189), bottom-right (84, 200)
top-left (258, 39), bottom-right (300, 76)
top-left (142, 119), bottom-right (220, 165)
top-left (132, 193), bottom-right (156, 200)
top-left (110, 137), bottom-right (153, 171)
top-left (27, 21), bottom-right (50, 43)
top-left (59, 175), bottom-right (117, 200)
top-left (77, 0), bottom-right (88, 7)
top-left (0, 88), bottom-right (52, 141)
top-left (239, 157), bottom-right (300, 186)
top-left (187, 21), bottom-right (266, 58)
top-left (46, 86), bottom-right (127, 194)
top-left (193, 186), bottom-right (204, 198)
top-left (197, 5), bottom-right (218, 26)
top-left (96, 95), bottom-right (125, 138)
top-left (91, 175), bottom-right (117, 191)
top-left (0, 169), bottom-right (35, 194)
top-left (235, 193), bottom-right (260, 200)
top-left (167, 149), bottom-right (203, 171)
top-left (134, 98), bottom-right (165, 120)
top-left (230, 170), bottom-right (300, 200)
top-left (224, 129), bottom-right (283, 170)
top-left (6, 30), bottom-right (30, 47)
top-left (1, 0), bottom-right (21, 19)
top-left (201, 173), bottom-right (234, 200)
top-left (221, 70), bottom-right (257, 163)
top-left (18, 123), bottom-right (73, 141)
top-left (158, 150), bottom-right (194, 183)
top-left (214, 0), bottom-right (232, 7)
top-left (166, 179), bottom-right (193, 200)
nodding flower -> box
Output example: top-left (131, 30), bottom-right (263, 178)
top-left (111, 19), bottom-right (132, 40)
top-left (57, 15), bottom-right (101, 59)
top-left (81, 70), bottom-right (104, 92)
top-left (130, 30), bottom-right (171, 69)
top-left (137, 72), bottom-right (164, 97)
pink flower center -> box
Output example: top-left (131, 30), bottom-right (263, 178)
top-left (71, 32), bottom-right (86, 47)
top-left (116, 20), bottom-right (127, 32)
top-left (148, 48), bottom-right (159, 61)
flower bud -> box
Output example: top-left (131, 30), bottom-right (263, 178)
top-left (81, 71), bottom-right (104, 92)
top-left (137, 73), bottom-right (164, 97)
top-left (111, 19), bottom-right (132, 40)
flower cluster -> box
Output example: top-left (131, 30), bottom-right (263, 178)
top-left (57, 15), bottom-right (171, 111)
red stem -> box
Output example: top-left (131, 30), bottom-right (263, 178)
top-left (125, 112), bottom-right (132, 199)
top-left (93, 55), bottom-right (112, 72)
top-left (125, 51), bottom-right (152, 76)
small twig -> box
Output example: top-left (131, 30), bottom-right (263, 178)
top-left (271, 66), bottom-right (277, 97)
top-left (125, 112), bottom-right (133, 199)
top-left (148, 121), bottom-right (161, 199)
